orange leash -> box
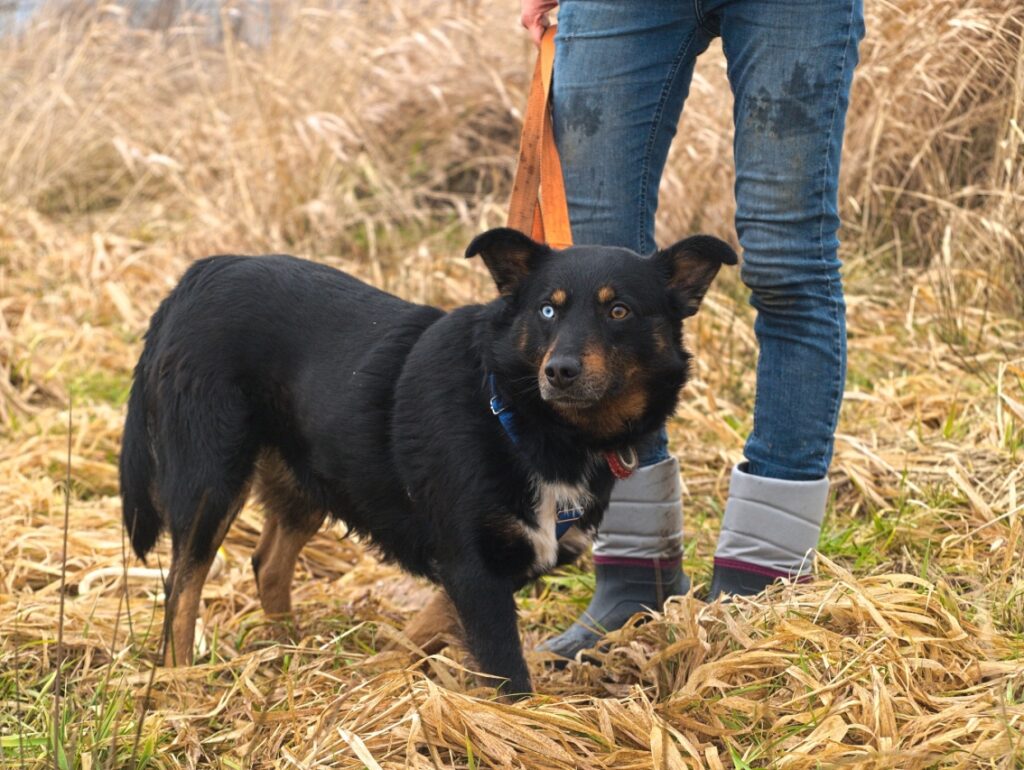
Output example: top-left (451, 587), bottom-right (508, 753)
top-left (507, 26), bottom-right (573, 249)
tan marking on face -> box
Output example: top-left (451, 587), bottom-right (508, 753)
top-left (581, 343), bottom-right (609, 380)
top-left (565, 385), bottom-right (648, 439)
top-left (553, 360), bottom-right (649, 438)
top-left (594, 384), bottom-right (648, 436)
top-left (540, 344), bottom-right (554, 372)
top-left (517, 325), bottom-right (530, 355)
top-left (538, 343), bottom-right (556, 394)
top-left (597, 286), bottom-right (616, 303)
top-left (550, 289), bottom-right (567, 306)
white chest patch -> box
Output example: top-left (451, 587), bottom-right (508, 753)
top-left (525, 478), bottom-right (593, 575)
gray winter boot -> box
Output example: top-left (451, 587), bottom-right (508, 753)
top-left (709, 462), bottom-right (830, 600)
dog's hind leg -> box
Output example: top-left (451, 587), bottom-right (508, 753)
top-left (251, 507), bottom-right (325, 619)
top-left (252, 453), bottom-right (326, 620)
top-left (163, 484), bottom-right (250, 666)
top-left (158, 391), bottom-right (258, 666)
top-left (401, 590), bottom-right (462, 654)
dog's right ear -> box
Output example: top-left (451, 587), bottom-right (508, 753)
top-left (653, 235), bottom-right (738, 318)
top-left (465, 228), bottom-right (552, 296)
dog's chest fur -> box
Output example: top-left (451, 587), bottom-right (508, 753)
top-left (523, 469), bottom-right (596, 575)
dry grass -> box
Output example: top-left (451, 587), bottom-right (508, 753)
top-left (1, 0), bottom-right (1023, 768)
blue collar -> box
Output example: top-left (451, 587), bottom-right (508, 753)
top-left (487, 373), bottom-right (583, 539)
top-left (488, 373), bottom-right (521, 444)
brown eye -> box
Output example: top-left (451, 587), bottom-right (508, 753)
top-left (609, 303), bottom-right (630, 320)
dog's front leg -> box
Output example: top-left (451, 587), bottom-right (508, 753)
top-left (440, 563), bottom-right (532, 698)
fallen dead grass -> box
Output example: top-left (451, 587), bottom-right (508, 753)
top-left (1, 0), bottom-right (1023, 768)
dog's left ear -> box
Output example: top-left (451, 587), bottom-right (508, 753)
top-left (465, 228), bottom-right (552, 296)
top-left (653, 235), bottom-right (738, 318)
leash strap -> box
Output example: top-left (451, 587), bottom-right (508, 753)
top-left (507, 26), bottom-right (573, 249)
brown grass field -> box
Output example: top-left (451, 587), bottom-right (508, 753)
top-left (1, 0), bottom-right (1023, 767)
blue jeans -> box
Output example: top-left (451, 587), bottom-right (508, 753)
top-left (553, 0), bottom-right (864, 481)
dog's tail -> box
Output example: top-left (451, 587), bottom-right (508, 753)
top-left (120, 256), bottom-right (243, 560)
top-left (120, 324), bottom-right (164, 561)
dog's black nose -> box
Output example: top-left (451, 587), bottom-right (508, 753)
top-left (545, 356), bottom-right (581, 388)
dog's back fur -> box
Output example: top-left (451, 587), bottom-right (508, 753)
top-left (123, 255), bottom-right (445, 571)
top-left (121, 229), bottom-right (736, 694)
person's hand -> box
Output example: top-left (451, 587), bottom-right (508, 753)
top-left (520, 0), bottom-right (558, 46)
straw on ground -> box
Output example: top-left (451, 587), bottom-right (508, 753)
top-left (0, 1), bottom-right (1022, 767)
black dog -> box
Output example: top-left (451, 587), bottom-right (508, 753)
top-left (120, 227), bottom-right (736, 694)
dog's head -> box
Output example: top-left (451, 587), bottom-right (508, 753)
top-left (467, 228), bottom-right (737, 443)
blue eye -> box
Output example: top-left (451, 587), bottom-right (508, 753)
top-left (540, 303), bottom-right (556, 320)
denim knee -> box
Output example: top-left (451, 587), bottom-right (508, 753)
top-left (738, 243), bottom-right (844, 316)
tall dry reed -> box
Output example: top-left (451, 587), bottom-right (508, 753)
top-left (1, 0), bottom-right (1020, 302)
